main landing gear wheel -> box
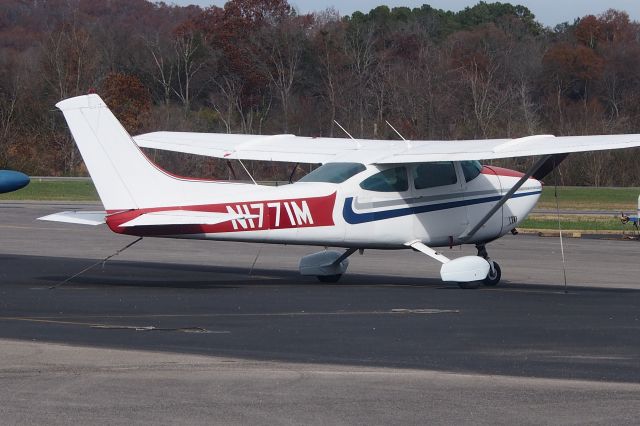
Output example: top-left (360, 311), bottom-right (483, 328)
top-left (317, 274), bottom-right (342, 283)
top-left (483, 261), bottom-right (501, 286)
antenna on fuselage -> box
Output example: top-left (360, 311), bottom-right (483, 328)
top-left (333, 120), bottom-right (361, 149)
top-left (385, 120), bottom-right (412, 148)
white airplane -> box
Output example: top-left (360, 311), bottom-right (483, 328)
top-left (40, 94), bottom-right (640, 288)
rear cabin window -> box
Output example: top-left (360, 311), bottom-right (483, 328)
top-left (359, 167), bottom-right (408, 192)
top-left (412, 162), bottom-right (458, 189)
top-left (460, 160), bottom-right (483, 182)
top-left (298, 162), bottom-right (366, 184)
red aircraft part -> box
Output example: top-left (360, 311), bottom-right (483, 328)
top-left (105, 192), bottom-right (337, 236)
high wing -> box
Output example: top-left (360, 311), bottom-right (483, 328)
top-left (378, 134), bottom-right (640, 163)
top-left (134, 132), bottom-right (640, 164)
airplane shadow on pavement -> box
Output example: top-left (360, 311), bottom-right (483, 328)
top-left (2, 253), bottom-right (638, 294)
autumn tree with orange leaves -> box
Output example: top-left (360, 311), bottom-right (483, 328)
top-left (101, 72), bottom-right (152, 134)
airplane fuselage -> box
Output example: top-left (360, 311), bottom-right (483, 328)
top-left (104, 162), bottom-right (541, 249)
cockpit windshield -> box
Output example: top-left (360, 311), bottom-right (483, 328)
top-left (298, 162), bottom-right (366, 184)
top-left (460, 160), bottom-right (483, 182)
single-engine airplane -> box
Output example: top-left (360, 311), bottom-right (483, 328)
top-left (40, 94), bottom-right (640, 288)
top-left (0, 170), bottom-right (29, 194)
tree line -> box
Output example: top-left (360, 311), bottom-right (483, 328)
top-left (1, 0), bottom-right (640, 185)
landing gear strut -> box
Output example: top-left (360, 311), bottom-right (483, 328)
top-left (299, 248), bottom-right (357, 284)
top-left (476, 243), bottom-right (501, 287)
top-left (314, 248), bottom-right (358, 283)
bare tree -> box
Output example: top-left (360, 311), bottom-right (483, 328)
top-left (313, 9), bottom-right (344, 136)
top-left (41, 20), bottom-right (98, 99)
top-left (209, 75), bottom-right (244, 133)
top-left (343, 22), bottom-right (376, 137)
top-left (173, 24), bottom-right (206, 110)
top-left (461, 52), bottom-right (511, 138)
top-left (261, 15), bottom-right (309, 132)
top-left (0, 71), bottom-right (20, 164)
top-left (144, 33), bottom-right (175, 106)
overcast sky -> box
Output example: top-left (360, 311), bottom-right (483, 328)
top-left (163, 0), bottom-right (640, 27)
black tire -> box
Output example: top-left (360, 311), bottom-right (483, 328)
top-left (483, 261), bottom-right (501, 286)
top-left (317, 274), bottom-right (342, 283)
top-left (458, 281), bottom-right (481, 289)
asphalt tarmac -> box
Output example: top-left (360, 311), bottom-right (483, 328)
top-left (1, 201), bottom-right (640, 425)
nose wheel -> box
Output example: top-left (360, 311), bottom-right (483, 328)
top-left (483, 261), bottom-right (501, 286)
top-left (477, 243), bottom-right (502, 287)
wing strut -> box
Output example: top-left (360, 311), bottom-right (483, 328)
top-left (332, 248), bottom-right (358, 265)
top-left (458, 155), bottom-right (552, 242)
top-left (288, 163), bottom-right (299, 184)
top-left (404, 240), bottom-right (450, 263)
top-left (532, 153), bottom-right (569, 180)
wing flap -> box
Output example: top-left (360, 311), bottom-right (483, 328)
top-left (120, 210), bottom-right (258, 227)
top-left (38, 211), bottom-right (106, 225)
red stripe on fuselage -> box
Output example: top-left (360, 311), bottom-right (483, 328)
top-left (105, 192), bottom-right (336, 236)
top-left (481, 165), bottom-right (525, 178)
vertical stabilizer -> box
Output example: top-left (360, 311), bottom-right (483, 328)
top-left (56, 94), bottom-right (245, 210)
top-left (56, 95), bottom-right (140, 210)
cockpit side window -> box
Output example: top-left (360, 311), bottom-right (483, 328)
top-left (359, 167), bottom-right (408, 192)
top-left (460, 160), bottom-right (483, 182)
top-left (412, 162), bottom-right (458, 189)
top-left (298, 162), bottom-right (366, 184)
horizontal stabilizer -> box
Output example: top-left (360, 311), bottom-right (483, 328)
top-left (38, 211), bottom-right (106, 226)
top-left (120, 210), bottom-right (258, 227)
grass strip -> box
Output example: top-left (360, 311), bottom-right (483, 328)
top-left (536, 186), bottom-right (640, 211)
top-left (520, 216), bottom-right (629, 231)
top-left (0, 180), bottom-right (99, 201)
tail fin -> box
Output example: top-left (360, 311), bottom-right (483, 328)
top-left (56, 94), bottom-right (244, 210)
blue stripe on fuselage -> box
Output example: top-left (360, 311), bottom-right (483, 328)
top-left (342, 191), bottom-right (541, 224)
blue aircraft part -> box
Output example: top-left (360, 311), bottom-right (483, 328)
top-left (0, 170), bottom-right (30, 194)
